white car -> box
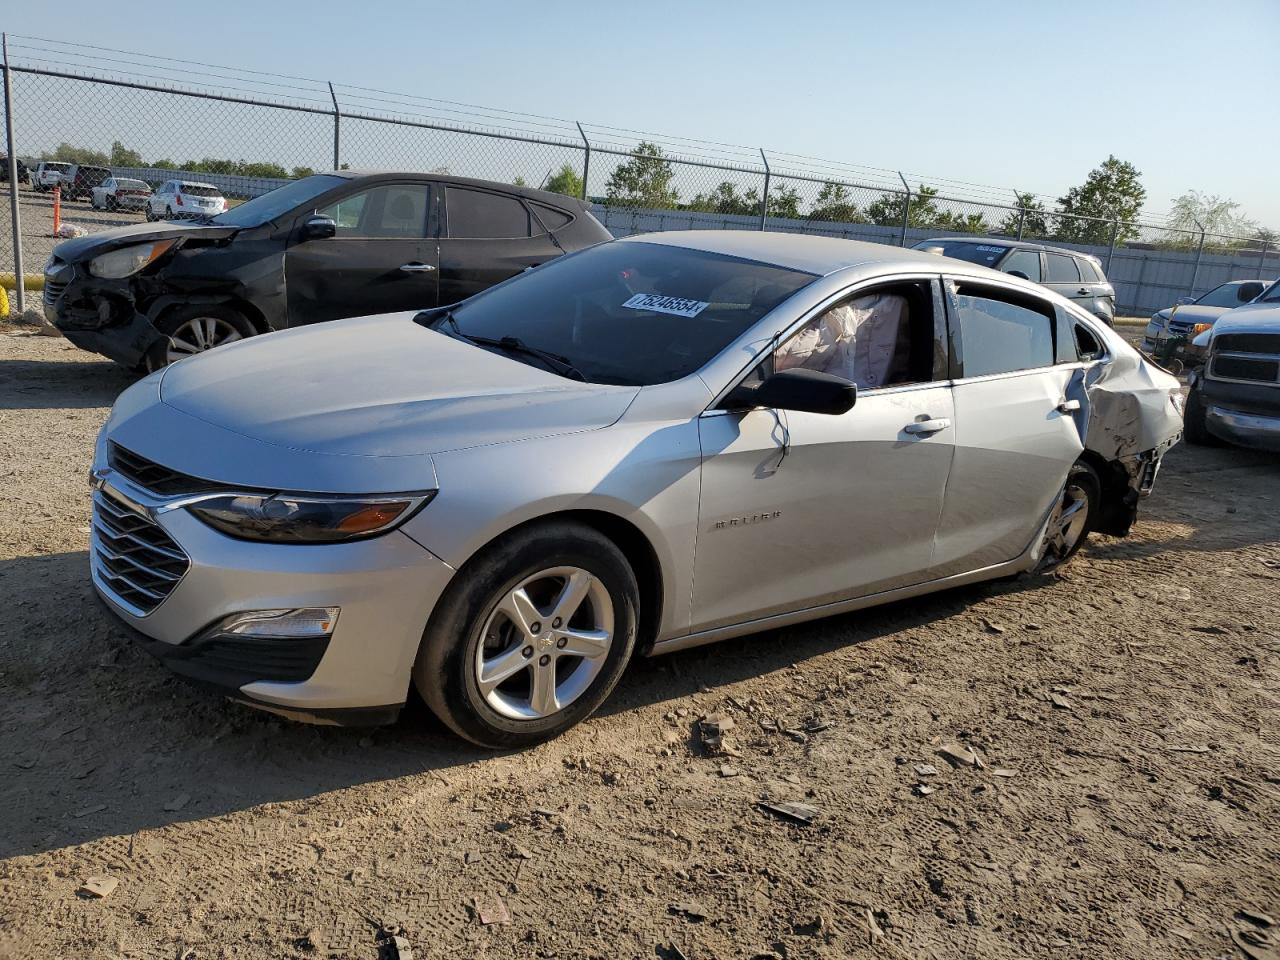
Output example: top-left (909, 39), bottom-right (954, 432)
top-left (146, 180), bottom-right (227, 221)
top-left (91, 177), bottom-right (153, 212)
top-left (30, 160), bottom-right (72, 191)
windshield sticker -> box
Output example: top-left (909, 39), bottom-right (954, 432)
top-left (974, 245), bottom-right (1005, 253)
top-left (621, 293), bottom-right (709, 318)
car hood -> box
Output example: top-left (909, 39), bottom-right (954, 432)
top-left (51, 220), bottom-right (239, 262)
top-left (1168, 303), bottom-right (1231, 325)
top-left (1209, 302), bottom-right (1280, 335)
top-left (102, 312), bottom-right (639, 493)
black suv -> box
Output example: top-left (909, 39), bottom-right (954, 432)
top-left (44, 172), bottom-right (611, 369)
top-left (61, 164), bottom-right (112, 201)
top-left (914, 237), bottom-right (1116, 325)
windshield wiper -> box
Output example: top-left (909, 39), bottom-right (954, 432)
top-left (427, 310), bottom-right (585, 381)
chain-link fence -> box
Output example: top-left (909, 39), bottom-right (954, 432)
top-left (3, 53), bottom-right (1277, 320)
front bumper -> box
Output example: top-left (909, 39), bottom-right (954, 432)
top-left (1205, 405), bottom-right (1280, 451)
top-left (92, 468), bottom-right (457, 724)
top-left (44, 262), bottom-right (165, 367)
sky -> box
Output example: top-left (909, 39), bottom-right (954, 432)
top-left (5, 0), bottom-right (1279, 227)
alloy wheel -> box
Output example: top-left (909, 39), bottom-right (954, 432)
top-left (165, 316), bottom-right (243, 362)
top-left (474, 566), bottom-right (614, 721)
top-left (1040, 480), bottom-right (1090, 568)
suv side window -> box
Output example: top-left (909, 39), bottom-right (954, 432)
top-left (446, 187), bottom-right (533, 239)
top-left (318, 184), bottom-right (432, 239)
top-left (952, 283), bottom-right (1055, 377)
top-left (772, 280), bottom-right (942, 390)
top-left (1045, 253), bottom-right (1080, 282)
top-left (1077, 258), bottom-right (1103, 282)
top-left (1002, 249), bottom-right (1042, 282)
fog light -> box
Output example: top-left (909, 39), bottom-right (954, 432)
top-left (208, 607), bottom-right (340, 639)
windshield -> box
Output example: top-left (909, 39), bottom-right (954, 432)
top-left (443, 241), bottom-right (816, 386)
top-left (1196, 283), bottom-right (1250, 308)
top-left (180, 184), bottom-right (221, 197)
top-left (116, 179), bottom-right (148, 191)
top-left (1260, 280), bottom-right (1280, 303)
top-left (211, 174), bottom-right (346, 227)
top-left (45, 162), bottom-right (71, 172)
top-left (913, 239), bottom-right (1009, 268)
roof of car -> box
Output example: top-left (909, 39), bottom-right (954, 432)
top-left (323, 169), bottom-right (592, 210)
top-left (178, 181), bottom-right (219, 189)
top-left (619, 230), bottom-right (972, 276)
top-left (918, 235), bottom-right (1102, 262)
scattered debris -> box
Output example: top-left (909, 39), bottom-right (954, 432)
top-left (757, 801), bottom-right (819, 825)
top-left (1238, 910), bottom-right (1276, 929)
top-left (164, 793), bottom-right (190, 812)
top-left (865, 907), bottom-right (885, 940)
top-left (914, 763), bottom-right (939, 777)
top-left (78, 876), bottom-right (118, 899)
top-left (992, 768), bottom-right (1018, 778)
top-left (936, 743), bottom-right (985, 770)
top-left (472, 894), bottom-right (511, 926)
top-left (802, 718), bottom-right (830, 733)
top-left (980, 618), bottom-right (1005, 635)
top-left (1049, 692), bottom-right (1075, 711)
top-left (719, 764), bottom-right (739, 778)
top-left (698, 714), bottom-right (738, 756)
top-left (1231, 912), bottom-right (1278, 960)
top-left (668, 901), bottom-right (708, 922)
top-left (376, 926), bottom-right (415, 960)
top-left (783, 728), bottom-right (809, 744)
top-left (914, 784), bottom-right (937, 797)
top-left (1190, 625), bottom-right (1229, 635)
top-left (1165, 745), bottom-right (1210, 754)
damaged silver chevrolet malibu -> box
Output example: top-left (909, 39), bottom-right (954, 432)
top-left (90, 232), bottom-right (1183, 747)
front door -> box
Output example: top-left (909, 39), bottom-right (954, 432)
top-left (692, 279), bottom-right (956, 634)
top-left (284, 181), bottom-right (439, 326)
top-left (931, 279), bottom-right (1086, 576)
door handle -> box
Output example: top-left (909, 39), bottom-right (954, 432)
top-left (904, 418), bottom-right (951, 435)
top-left (1057, 399), bottom-right (1081, 413)
top-left (399, 262), bottom-right (436, 273)
top-left (1077, 287), bottom-right (1091, 296)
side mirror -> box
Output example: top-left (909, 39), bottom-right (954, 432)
top-left (1175, 296), bottom-right (1196, 306)
top-left (302, 215), bottom-right (336, 240)
top-left (1238, 282), bottom-right (1264, 302)
top-left (1006, 269), bottom-right (1030, 280)
top-left (731, 368), bottom-right (857, 416)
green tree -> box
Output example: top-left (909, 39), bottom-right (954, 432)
top-left (605, 141), bottom-right (678, 208)
top-left (1056, 156), bottom-right (1146, 244)
top-left (544, 163), bottom-right (584, 198)
top-left (690, 181), bottom-right (756, 216)
top-left (809, 182), bottom-right (863, 223)
top-left (109, 141), bottom-right (143, 166)
top-left (997, 191), bottom-right (1048, 237)
top-left (512, 175), bottom-right (529, 187)
top-left (1164, 190), bottom-right (1257, 246)
top-left (152, 158), bottom-right (177, 170)
top-left (767, 184), bottom-right (802, 220)
top-left (43, 142), bottom-right (110, 165)
top-left (867, 184), bottom-right (946, 228)
top-left (291, 166), bottom-right (317, 179)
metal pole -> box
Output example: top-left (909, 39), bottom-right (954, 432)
top-left (897, 171), bottom-right (911, 247)
top-left (1105, 219), bottom-right (1120, 273)
top-left (1188, 221), bottom-right (1206, 298)
top-left (3, 34), bottom-right (25, 314)
top-left (575, 122), bottom-right (590, 202)
top-left (327, 82), bottom-right (340, 170)
top-left (1256, 239), bottom-right (1269, 280)
top-left (758, 148), bottom-right (770, 232)
top-left (1016, 208), bottom-right (1026, 241)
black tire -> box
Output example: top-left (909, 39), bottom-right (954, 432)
top-left (144, 205), bottom-right (156, 222)
top-left (146, 304), bottom-right (257, 371)
top-left (105, 195), bottom-right (117, 212)
top-left (1037, 460), bottom-right (1100, 572)
top-left (414, 520), bottom-right (640, 749)
top-left (1183, 383), bottom-right (1223, 446)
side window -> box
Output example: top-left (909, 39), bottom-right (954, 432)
top-left (1001, 249), bottom-right (1042, 282)
top-left (772, 281), bottom-right (939, 390)
top-left (446, 187), bottom-right (532, 239)
top-left (1077, 258), bottom-right (1103, 282)
top-left (531, 202), bottom-right (572, 232)
top-left (953, 284), bottom-right (1055, 377)
top-left (1075, 323), bottom-right (1103, 361)
top-left (318, 184), bottom-right (431, 239)
top-left (1045, 253), bottom-right (1080, 282)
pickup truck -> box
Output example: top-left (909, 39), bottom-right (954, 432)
top-left (1185, 292), bottom-right (1280, 450)
top-left (29, 160), bottom-right (73, 191)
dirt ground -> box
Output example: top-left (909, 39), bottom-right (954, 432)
top-left (1, 329), bottom-right (1277, 960)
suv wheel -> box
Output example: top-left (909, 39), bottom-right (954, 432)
top-left (414, 521), bottom-right (640, 748)
top-left (147, 304), bottom-right (256, 370)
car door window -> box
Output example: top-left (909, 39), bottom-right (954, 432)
top-left (1001, 249), bottom-right (1042, 282)
top-left (1075, 323), bottom-right (1103, 361)
top-left (953, 284), bottom-right (1055, 377)
top-left (318, 184), bottom-right (431, 238)
top-left (772, 280), bottom-right (941, 390)
top-left (1077, 258), bottom-right (1103, 282)
top-left (446, 186), bottom-right (533, 239)
top-left (1045, 253), bottom-right (1080, 283)
top-left (531, 202), bottom-right (572, 232)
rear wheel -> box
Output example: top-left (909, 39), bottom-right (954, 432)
top-left (105, 195), bottom-right (117, 212)
top-left (414, 521), bottom-right (640, 748)
top-left (147, 304), bottom-right (256, 370)
top-left (1035, 461), bottom-right (1099, 572)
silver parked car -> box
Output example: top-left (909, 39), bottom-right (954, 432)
top-left (91, 233), bottom-right (1183, 746)
top-left (1141, 278), bottom-right (1273, 353)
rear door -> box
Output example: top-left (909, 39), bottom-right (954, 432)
top-left (284, 180), bottom-right (439, 326)
top-left (1042, 251), bottom-right (1091, 308)
top-left (437, 185), bottom-right (564, 304)
top-left (931, 278), bottom-right (1085, 576)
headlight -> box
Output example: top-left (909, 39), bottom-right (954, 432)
top-left (87, 240), bottom-right (176, 279)
top-left (188, 491), bottom-right (435, 543)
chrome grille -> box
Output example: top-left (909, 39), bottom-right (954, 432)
top-left (109, 443), bottom-right (229, 497)
top-left (91, 490), bottom-right (190, 615)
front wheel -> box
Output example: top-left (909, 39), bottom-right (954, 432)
top-left (147, 304), bottom-right (256, 370)
top-left (414, 521), bottom-right (640, 748)
top-left (1035, 461), bottom-right (1100, 572)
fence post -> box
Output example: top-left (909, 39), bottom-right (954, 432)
top-left (1016, 208), bottom-right (1026, 240)
top-left (1105, 219), bottom-right (1120, 274)
top-left (1188, 222), bottom-right (1206, 298)
top-left (2, 34), bottom-right (25, 314)
top-left (575, 122), bottom-right (590, 202)
top-left (897, 171), bottom-right (911, 247)
top-left (327, 82), bottom-right (341, 170)
top-left (1257, 239), bottom-right (1270, 280)
top-left (758, 148), bottom-right (770, 232)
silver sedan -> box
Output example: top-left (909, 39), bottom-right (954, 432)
top-left (90, 232), bottom-right (1184, 746)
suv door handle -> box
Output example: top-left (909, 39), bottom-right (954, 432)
top-left (904, 418), bottom-right (951, 435)
top-left (399, 262), bottom-right (436, 273)
top-left (1077, 287), bottom-right (1091, 296)
top-left (1057, 399), bottom-right (1081, 413)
